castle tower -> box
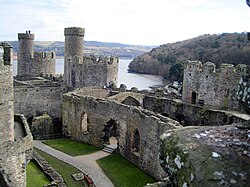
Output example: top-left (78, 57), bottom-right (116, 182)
top-left (64, 27), bottom-right (85, 88)
top-left (0, 42), bottom-right (14, 143)
top-left (0, 42), bottom-right (33, 187)
top-left (17, 31), bottom-right (34, 76)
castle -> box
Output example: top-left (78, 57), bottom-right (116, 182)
top-left (1, 28), bottom-right (249, 186)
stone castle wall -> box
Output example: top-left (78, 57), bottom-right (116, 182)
top-left (14, 80), bottom-right (64, 120)
top-left (64, 27), bottom-right (118, 90)
top-left (17, 31), bottom-right (55, 77)
top-left (0, 42), bottom-right (33, 187)
top-left (143, 95), bottom-right (247, 126)
top-left (0, 43), bottom-right (14, 143)
top-left (182, 60), bottom-right (246, 109)
top-left (62, 88), bottom-right (181, 180)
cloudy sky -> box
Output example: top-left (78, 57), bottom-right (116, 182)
top-left (0, 0), bottom-right (249, 45)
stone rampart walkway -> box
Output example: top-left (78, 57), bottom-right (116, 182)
top-left (33, 140), bottom-right (114, 187)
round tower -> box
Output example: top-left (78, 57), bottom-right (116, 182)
top-left (64, 27), bottom-right (85, 88)
top-left (17, 31), bottom-right (34, 76)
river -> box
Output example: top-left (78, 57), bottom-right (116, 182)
top-left (12, 59), bottom-right (163, 90)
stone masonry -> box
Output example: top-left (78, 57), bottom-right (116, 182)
top-left (62, 88), bottom-right (181, 180)
top-left (17, 31), bottom-right (55, 78)
top-left (0, 42), bottom-right (33, 187)
top-left (182, 60), bottom-right (247, 109)
top-left (64, 27), bottom-right (118, 90)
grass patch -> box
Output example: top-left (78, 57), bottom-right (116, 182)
top-left (97, 154), bottom-right (155, 187)
top-left (35, 148), bottom-right (84, 187)
top-left (26, 160), bottom-right (51, 187)
top-left (43, 138), bottom-right (101, 156)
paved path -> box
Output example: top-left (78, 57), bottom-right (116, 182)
top-left (33, 140), bottom-right (114, 187)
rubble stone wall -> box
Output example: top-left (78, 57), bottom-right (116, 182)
top-left (62, 89), bottom-right (181, 180)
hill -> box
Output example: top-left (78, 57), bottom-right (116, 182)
top-left (8, 40), bottom-right (153, 59)
top-left (128, 33), bottom-right (250, 81)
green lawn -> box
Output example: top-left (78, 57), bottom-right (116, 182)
top-left (26, 160), bottom-right (51, 187)
top-left (35, 148), bottom-right (85, 187)
top-left (97, 154), bottom-right (155, 187)
top-left (43, 138), bottom-right (101, 156)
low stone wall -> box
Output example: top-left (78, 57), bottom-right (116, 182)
top-left (33, 150), bottom-right (66, 187)
top-left (0, 114), bottom-right (33, 187)
top-left (143, 96), bottom-right (248, 126)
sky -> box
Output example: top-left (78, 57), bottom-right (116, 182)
top-left (0, 0), bottom-right (249, 46)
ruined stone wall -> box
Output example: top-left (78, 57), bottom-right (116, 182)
top-left (62, 89), bottom-right (180, 180)
top-left (33, 52), bottom-right (56, 76)
top-left (182, 60), bottom-right (245, 109)
top-left (14, 81), bottom-right (63, 120)
top-left (17, 31), bottom-right (55, 77)
top-left (143, 96), bottom-right (247, 126)
top-left (237, 65), bottom-right (250, 113)
top-left (0, 42), bottom-right (33, 187)
top-left (0, 43), bottom-right (14, 143)
top-left (64, 27), bottom-right (118, 89)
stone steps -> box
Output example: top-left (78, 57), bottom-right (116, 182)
top-left (102, 144), bottom-right (116, 154)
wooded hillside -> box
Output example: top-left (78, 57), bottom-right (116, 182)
top-left (128, 33), bottom-right (250, 81)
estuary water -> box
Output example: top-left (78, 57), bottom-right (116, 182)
top-left (13, 58), bottom-right (163, 90)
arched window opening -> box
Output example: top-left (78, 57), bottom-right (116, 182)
top-left (102, 119), bottom-right (118, 149)
top-left (132, 128), bottom-right (140, 152)
top-left (80, 112), bottom-right (88, 132)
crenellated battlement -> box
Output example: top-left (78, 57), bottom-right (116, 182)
top-left (34, 52), bottom-right (55, 60)
top-left (185, 60), bottom-right (246, 76)
top-left (17, 31), bottom-right (55, 77)
top-left (83, 55), bottom-right (119, 65)
top-left (18, 31), bottom-right (34, 40)
top-left (64, 27), bottom-right (85, 36)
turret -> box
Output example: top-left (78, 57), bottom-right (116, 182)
top-left (17, 31), bottom-right (34, 76)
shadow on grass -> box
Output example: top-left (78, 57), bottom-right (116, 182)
top-left (27, 160), bottom-right (51, 187)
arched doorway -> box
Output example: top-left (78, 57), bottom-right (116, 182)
top-left (102, 119), bottom-right (118, 149)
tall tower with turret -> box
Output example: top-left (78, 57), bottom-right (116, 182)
top-left (64, 27), bottom-right (118, 90)
top-left (64, 27), bottom-right (85, 88)
top-left (17, 31), bottom-right (55, 78)
top-left (17, 31), bottom-right (34, 76)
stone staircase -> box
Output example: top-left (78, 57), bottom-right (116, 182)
top-left (102, 144), bottom-right (117, 154)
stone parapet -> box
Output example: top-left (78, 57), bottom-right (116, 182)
top-left (18, 33), bottom-right (34, 40)
top-left (64, 27), bottom-right (85, 36)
